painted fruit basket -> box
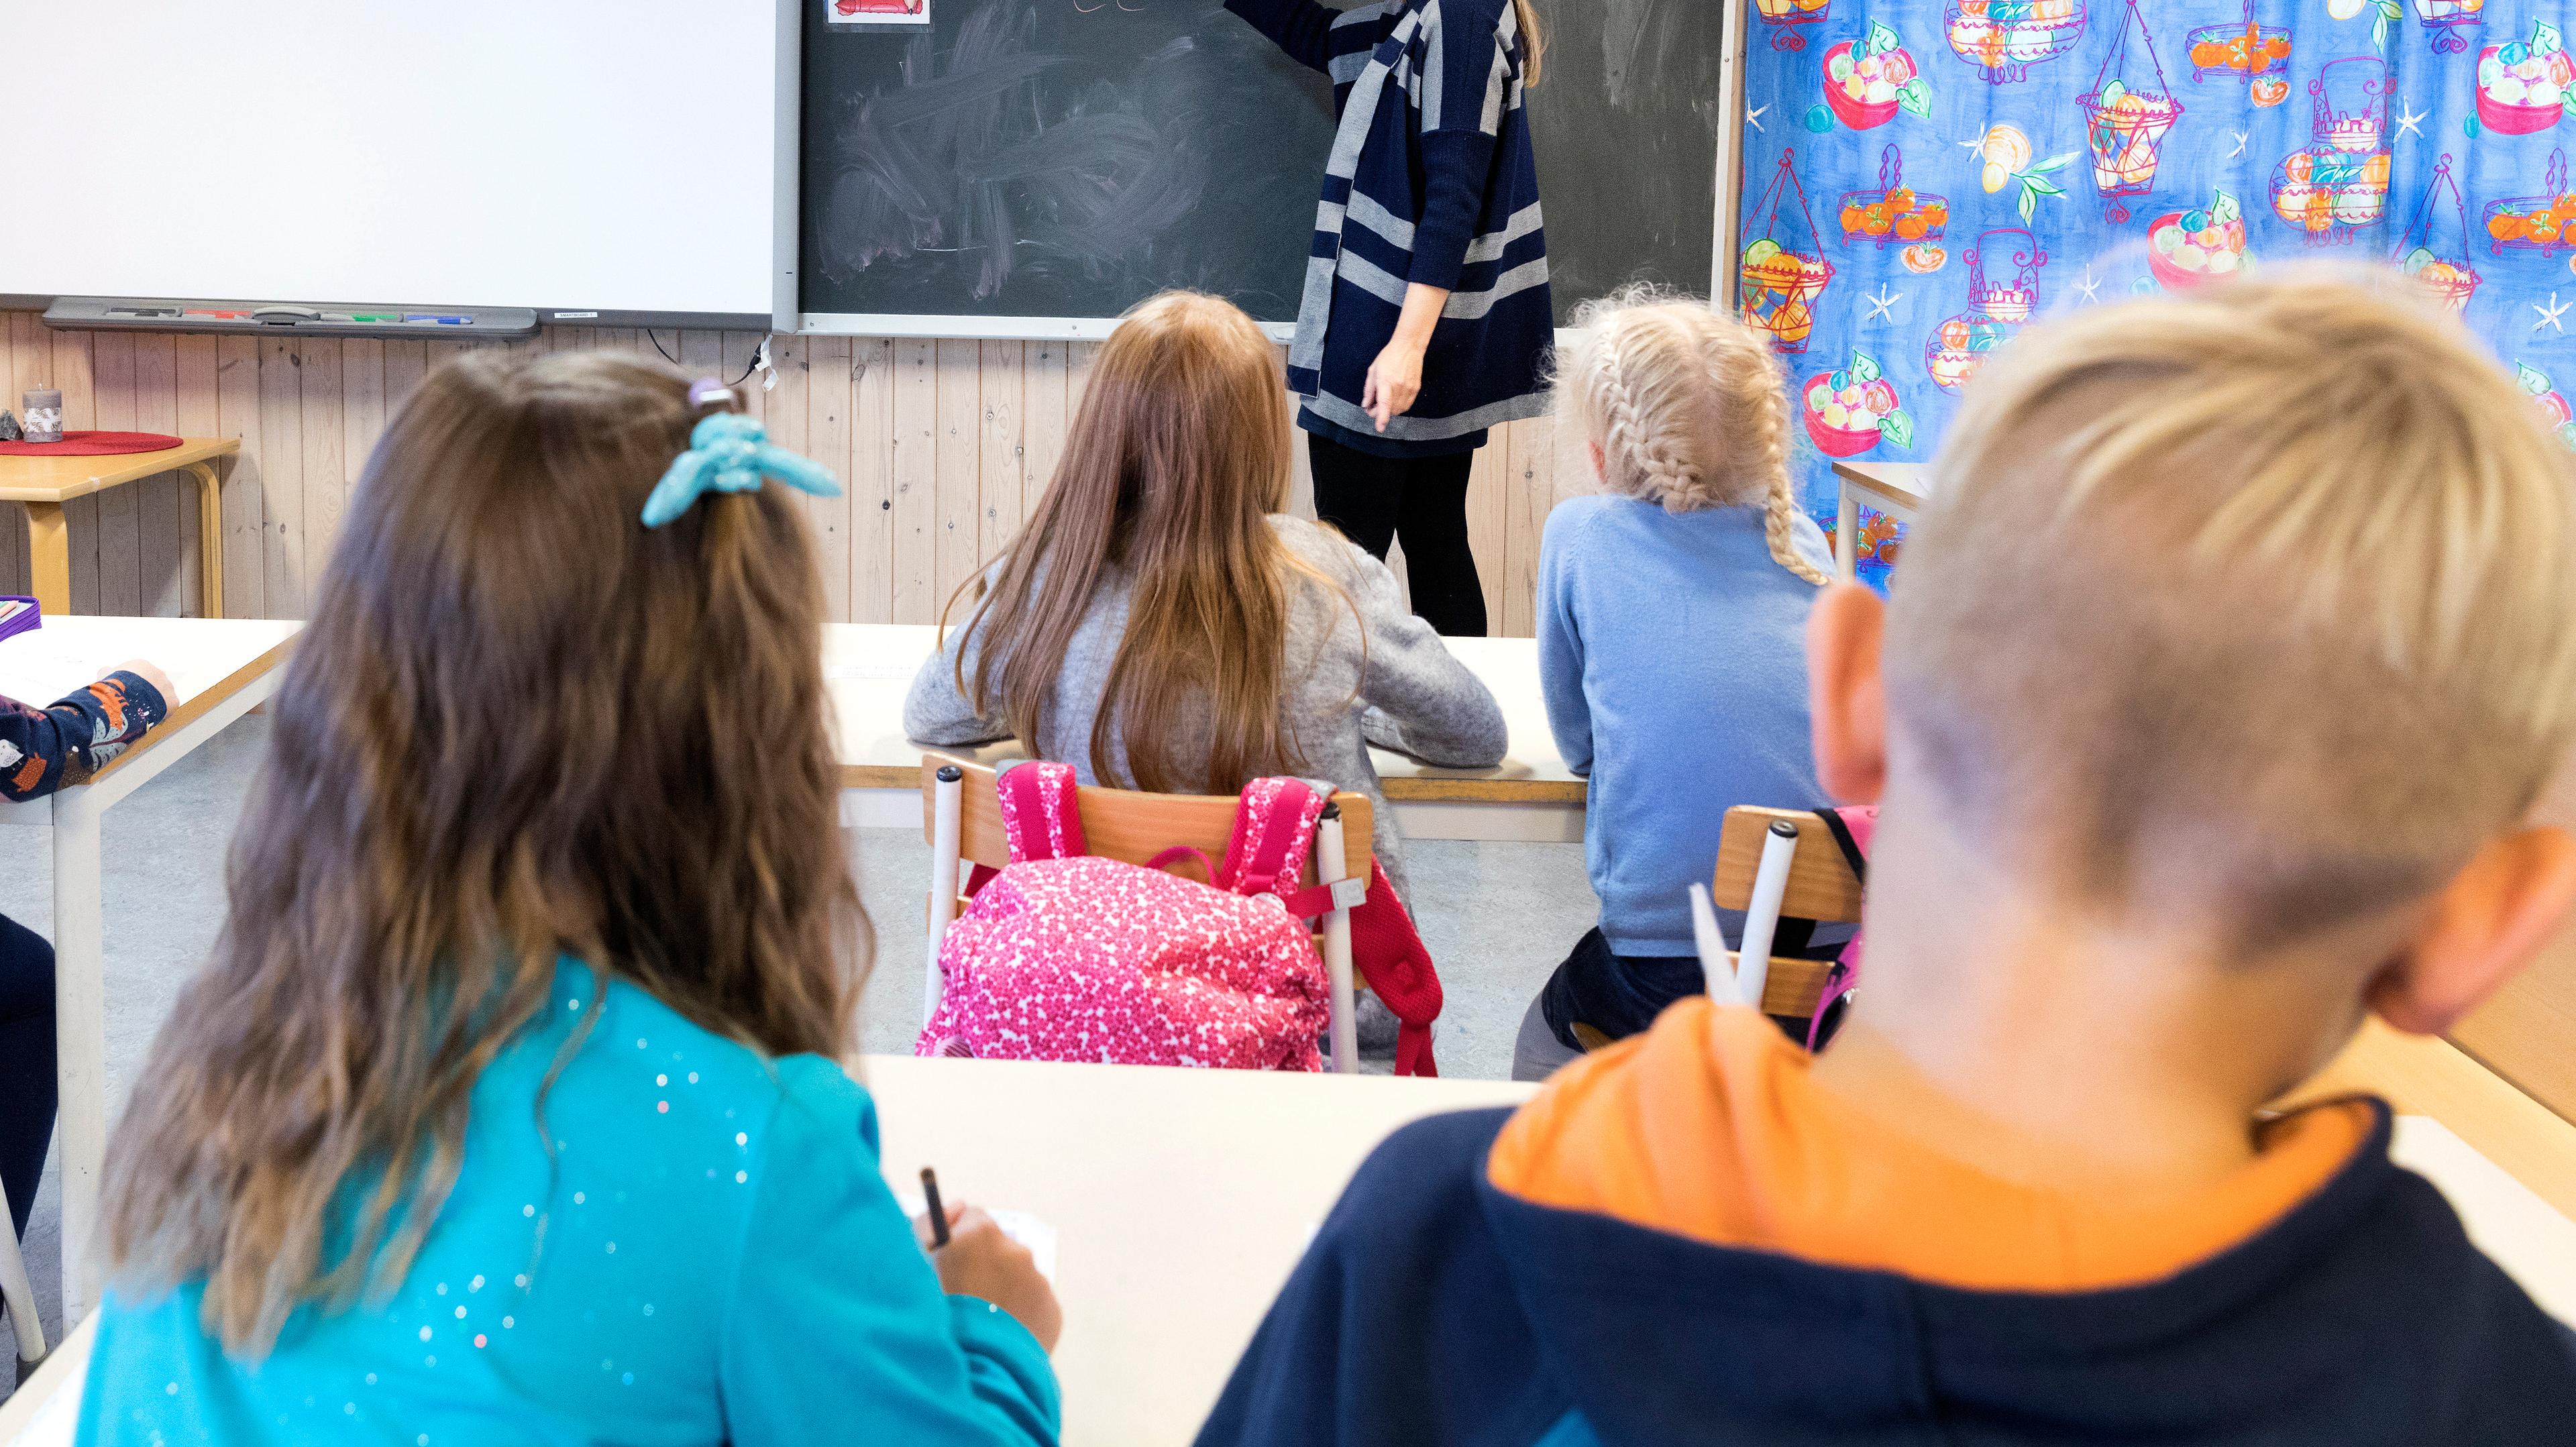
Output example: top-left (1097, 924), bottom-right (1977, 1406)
top-left (1837, 145), bottom-right (1949, 248)
top-left (1947, 0), bottom-right (2084, 85)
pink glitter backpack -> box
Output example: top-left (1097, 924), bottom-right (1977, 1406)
top-left (918, 761), bottom-right (1355, 1071)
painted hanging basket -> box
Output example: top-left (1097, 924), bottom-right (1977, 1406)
top-left (2396, 154), bottom-right (2482, 311)
top-left (1945, 0), bottom-right (2085, 85)
top-left (1741, 150), bottom-right (1835, 354)
top-left (1837, 145), bottom-right (1949, 247)
top-left (1755, 0), bottom-right (1830, 50)
top-left (2482, 149), bottom-right (2576, 258)
top-left (2077, 0), bottom-right (2183, 223)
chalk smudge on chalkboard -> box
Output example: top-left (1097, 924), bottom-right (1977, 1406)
top-left (818, 0), bottom-right (1205, 299)
top-left (1599, 0), bottom-right (1688, 110)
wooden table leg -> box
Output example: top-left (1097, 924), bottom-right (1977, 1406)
top-left (22, 500), bottom-right (69, 616)
top-left (1835, 480), bottom-right (1858, 584)
top-left (184, 462), bottom-right (225, 619)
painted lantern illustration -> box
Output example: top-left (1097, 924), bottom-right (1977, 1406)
top-left (2269, 56), bottom-right (2390, 243)
top-left (1925, 227), bottom-right (2047, 392)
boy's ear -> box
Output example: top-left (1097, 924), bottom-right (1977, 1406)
top-left (2367, 826), bottom-right (2576, 1035)
top-left (1588, 441), bottom-right (1606, 483)
top-left (1807, 582), bottom-right (1887, 805)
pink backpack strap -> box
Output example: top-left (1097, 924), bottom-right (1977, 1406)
top-left (1218, 777), bottom-right (1328, 902)
top-left (995, 761), bottom-right (1087, 863)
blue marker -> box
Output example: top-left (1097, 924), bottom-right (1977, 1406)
top-left (403, 314), bottom-right (471, 325)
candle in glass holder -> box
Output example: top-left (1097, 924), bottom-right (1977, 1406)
top-left (21, 389), bottom-right (63, 443)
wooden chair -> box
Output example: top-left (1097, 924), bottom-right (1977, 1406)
top-left (1709, 805), bottom-right (1866, 1023)
top-left (919, 755), bottom-right (1377, 1073)
top-left (0, 1174), bottom-right (43, 1373)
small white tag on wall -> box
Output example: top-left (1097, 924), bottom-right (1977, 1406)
top-left (755, 336), bottom-right (777, 392)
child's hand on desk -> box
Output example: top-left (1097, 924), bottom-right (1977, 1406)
top-left (104, 659), bottom-right (179, 708)
top-left (918, 1202), bottom-right (1063, 1352)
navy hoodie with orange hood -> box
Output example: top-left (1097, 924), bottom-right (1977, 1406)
top-left (1195, 1000), bottom-right (2576, 1446)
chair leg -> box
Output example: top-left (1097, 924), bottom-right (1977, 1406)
top-left (1732, 820), bottom-right (1802, 1009)
top-left (0, 1175), bottom-right (46, 1366)
top-left (923, 765), bottom-right (964, 1030)
top-left (1315, 808), bottom-right (1358, 1074)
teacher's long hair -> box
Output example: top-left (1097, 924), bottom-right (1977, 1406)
top-left (945, 290), bottom-right (1344, 795)
top-left (100, 352), bottom-right (867, 1356)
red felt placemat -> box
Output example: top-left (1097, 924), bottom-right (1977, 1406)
top-left (0, 431), bottom-right (184, 457)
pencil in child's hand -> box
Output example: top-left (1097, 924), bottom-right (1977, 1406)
top-left (920, 1167), bottom-right (951, 1248)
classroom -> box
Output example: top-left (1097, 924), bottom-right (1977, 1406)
top-left (2, 1), bottom-right (2574, 1442)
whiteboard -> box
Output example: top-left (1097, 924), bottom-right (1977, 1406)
top-left (0, 1), bottom-right (793, 322)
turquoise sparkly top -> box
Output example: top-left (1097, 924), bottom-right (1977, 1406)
top-left (76, 960), bottom-right (1059, 1447)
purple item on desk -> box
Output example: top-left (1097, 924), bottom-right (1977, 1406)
top-left (0, 597), bottom-right (38, 645)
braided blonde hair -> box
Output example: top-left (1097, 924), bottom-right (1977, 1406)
top-left (1554, 286), bottom-right (1831, 584)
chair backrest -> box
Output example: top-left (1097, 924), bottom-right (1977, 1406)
top-left (920, 755), bottom-right (1376, 888)
top-left (1710, 805), bottom-right (1865, 1020)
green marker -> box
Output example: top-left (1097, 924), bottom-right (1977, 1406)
top-left (348, 313), bottom-right (402, 323)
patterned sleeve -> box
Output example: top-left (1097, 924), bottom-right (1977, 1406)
top-left (0, 671), bottom-right (170, 802)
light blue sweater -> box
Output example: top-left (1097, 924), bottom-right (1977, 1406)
top-left (1538, 495), bottom-right (1831, 957)
top-left (78, 961), bottom-right (1058, 1447)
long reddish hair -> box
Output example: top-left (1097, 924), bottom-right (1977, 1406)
top-left (944, 290), bottom-right (1338, 794)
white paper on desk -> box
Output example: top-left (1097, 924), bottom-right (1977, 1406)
top-left (2392, 1116), bottom-right (2576, 1327)
top-left (896, 1193), bottom-right (1058, 1286)
top-left (5, 1372), bottom-right (77, 1447)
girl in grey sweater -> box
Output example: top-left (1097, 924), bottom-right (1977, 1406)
top-left (901, 290), bottom-right (1507, 902)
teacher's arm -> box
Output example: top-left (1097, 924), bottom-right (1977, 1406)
top-left (1364, 3), bottom-right (1515, 430)
top-left (1224, 0), bottom-right (1341, 73)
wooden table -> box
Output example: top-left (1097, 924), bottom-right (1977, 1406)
top-left (1829, 459), bottom-right (1929, 582)
top-left (825, 624), bottom-right (1585, 843)
top-left (0, 441), bottom-right (236, 619)
top-left (7, 1026), bottom-right (2574, 1447)
top-left (0, 617), bottom-right (299, 1325)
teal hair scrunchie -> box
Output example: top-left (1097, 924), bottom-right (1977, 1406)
top-left (641, 413), bottom-right (843, 528)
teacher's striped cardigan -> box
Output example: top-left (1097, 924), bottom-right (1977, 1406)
top-left (1228, 0), bottom-right (1554, 449)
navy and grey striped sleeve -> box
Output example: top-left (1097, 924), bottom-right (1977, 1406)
top-left (1409, 0), bottom-right (1516, 290)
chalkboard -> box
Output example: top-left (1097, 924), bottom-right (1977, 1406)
top-left (799, 0), bottom-right (1726, 331)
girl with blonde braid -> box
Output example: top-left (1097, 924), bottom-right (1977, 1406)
top-left (1513, 288), bottom-right (1837, 1081)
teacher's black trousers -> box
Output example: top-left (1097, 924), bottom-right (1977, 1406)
top-left (1305, 434), bottom-right (1486, 638)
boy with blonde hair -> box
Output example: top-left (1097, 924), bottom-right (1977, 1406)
top-left (1196, 270), bottom-right (2576, 1446)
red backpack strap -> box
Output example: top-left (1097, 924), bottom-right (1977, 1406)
top-left (995, 761), bottom-right (1087, 863)
top-left (1349, 862), bottom-right (1442, 1077)
top-left (1218, 777), bottom-right (1328, 902)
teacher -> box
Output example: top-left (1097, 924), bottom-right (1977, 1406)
top-left (1227, 0), bottom-right (1554, 638)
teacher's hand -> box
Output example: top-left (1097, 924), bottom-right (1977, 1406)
top-left (1362, 339), bottom-right (1426, 433)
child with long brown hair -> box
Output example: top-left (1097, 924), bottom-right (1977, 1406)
top-left (80, 354), bottom-right (1062, 1446)
top-left (907, 290), bottom-right (1505, 884)
top-left (904, 290), bottom-right (1506, 1054)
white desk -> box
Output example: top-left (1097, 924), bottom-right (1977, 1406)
top-left (826, 624), bottom-right (1585, 843)
top-left (8, 1036), bottom-right (2576, 1447)
top-left (1829, 460), bottom-right (1929, 582)
top-left (0, 1059), bottom-right (1538, 1447)
top-left (0, 617), bottom-right (301, 1325)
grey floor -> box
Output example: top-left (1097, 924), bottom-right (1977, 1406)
top-left (0, 715), bottom-right (1595, 1379)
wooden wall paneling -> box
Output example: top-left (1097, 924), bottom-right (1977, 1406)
top-left (299, 339), bottom-right (347, 594)
top-left (337, 337), bottom-right (389, 590)
top-left (977, 339), bottom-right (1023, 557)
top-left (932, 339), bottom-right (982, 621)
top-left (888, 338), bottom-right (938, 623)
top-left (802, 335), bottom-right (859, 623)
top-left (1067, 341), bottom-right (1099, 416)
top-left (171, 335), bottom-right (221, 617)
top-left (49, 327), bottom-right (100, 613)
top-left (849, 338), bottom-right (895, 624)
top-left (213, 335), bottom-right (266, 619)
top-left (678, 330), bottom-right (725, 391)
top-left (1502, 415), bottom-right (1554, 638)
top-left (255, 335), bottom-right (308, 618)
top-left (1466, 425), bottom-right (1509, 635)
top-left (1022, 341), bottom-right (1069, 539)
top-left (722, 331), bottom-right (765, 423)
top-left (129, 334), bottom-right (182, 616)
top-left (89, 330), bottom-right (142, 614)
top-left (382, 339), bottom-right (427, 429)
